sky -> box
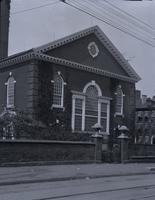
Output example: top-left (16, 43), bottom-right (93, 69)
top-left (9, 0), bottom-right (155, 97)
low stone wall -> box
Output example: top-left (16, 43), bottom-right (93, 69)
top-left (0, 140), bottom-right (96, 165)
top-left (129, 144), bottom-right (155, 157)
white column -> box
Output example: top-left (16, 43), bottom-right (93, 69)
top-left (98, 101), bottom-right (101, 125)
top-left (71, 97), bottom-right (75, 131)
top-left (106, 102), bottom-right (110, 133)
top-left (82, 97), bottom-right (85, 131)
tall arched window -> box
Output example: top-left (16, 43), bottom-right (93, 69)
top-left (72, 81), bottom-right (110, 133)
top-left (52, 73), bottom-right (64, 108)
top-left (115, 85), bottom-right (124, 115)
top-left (85, 85), bottom-right (98, 131)
top-left (6, 76), bottom-right (16, 108)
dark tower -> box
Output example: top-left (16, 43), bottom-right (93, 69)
top-left (0, 0), bottom-right (11, 60)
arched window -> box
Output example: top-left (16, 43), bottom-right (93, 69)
top-left (72, 81), bottom-right (110, 133)
top-left (85, 85), bottom-right (98, 131)
top-left (52, 73), bottom-right (64, 108)
top-left (6, 76), bottom-right (16, 108)
top-left (115, 85), bottom-right (124, 115)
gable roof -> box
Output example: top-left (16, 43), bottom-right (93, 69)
top-left (0, 26), bottom-right (140, 82)
top-left (35, 26), bottom-right (141, 82)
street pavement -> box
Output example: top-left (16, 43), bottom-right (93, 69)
top-left (1, 163), bottom-right (155, 186)
top-left (1, 173), bottom-right (155, 199)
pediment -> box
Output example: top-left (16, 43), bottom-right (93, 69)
top-left (35, 26), bottom-right (140, 82)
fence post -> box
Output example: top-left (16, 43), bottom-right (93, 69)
top-left (118, 134), bottom-right (129, 163)
top-left (92, 133), bottom-right (103, 163)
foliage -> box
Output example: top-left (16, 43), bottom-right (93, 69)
top-left (0, 109), bottom-right (35, 139)
top-left (0, 108), bottom-right (91, 141)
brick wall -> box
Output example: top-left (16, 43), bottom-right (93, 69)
top-left (0, 140), bottom-right (95, 164)
top-left (129, 144), bottom-right (155, 157)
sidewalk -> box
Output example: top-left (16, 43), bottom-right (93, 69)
top-left (1, 163), bottom-right (155, 186)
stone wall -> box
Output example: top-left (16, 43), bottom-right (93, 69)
top-left (0, 140), bottom-right (95, 165)
top-left (129, 144), bottom-right (155, 157)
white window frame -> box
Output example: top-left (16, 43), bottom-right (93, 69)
top-left (5, 74), bottom-right (16, 108)
top-left (151, 136), bottom-right (155, 145)
top-left (99, 97), bottom-right (110, 134)
top-left (88, 42), bottom-right (99, 58)
top-left (115, 85), bottom-right (125, 116)
top-left (71, 81), bottom-right (111, 134)
top-left (71, 93), bottom-right (85, 132)
top-left (51, 72), bottom-right (66, 109)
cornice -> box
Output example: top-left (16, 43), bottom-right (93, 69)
top-left (0, 51), bottom-right (138, 83)
top-left (35, 26), bottom-right (140, 82)
top-left (34, 53), bottom-right (138, 83)
top-left (0, 26), bottom-right (140, 82)
top-left (0, 52), bottom-right (35, 69)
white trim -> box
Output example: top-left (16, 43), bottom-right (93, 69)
top-left (33, 26), bottom-right (140, 82)
top-left (72, 82), bottom-right (110, 133)
top-left (51, 104), bottom-right (64, 109)
top-left (71, 98), bottom-right (75, 131)
top-left (88, 41), bottom-right (99, 58)
top-left (82, 98), bottom-right (85, 131)
top-left (72, 93), bottom-right (85, 100)
top-left (61, 78), bottom-right (64, 107)
top-left (151, 136), bottom-right (155, 145)
top-left (52, 73), bottom-right (65, 108)
top-left (71, 95), bottom-right (85, 132)
top-left (83, 80), bottom-right (102, 96)
top-left (6, 76), bottom-right (16, 108)
top-left (99, 98), bottom-right (110, 134)
top-left (98, 96), bottom-right (112, 101)
top-left (98, 101), bottom-right (101, 125)
top-left (107, 102), bottom-right (110, 134)
top-left (115, 85), bottom-right (124, 116)
top-left (72, 95), bottom-right (110, 133)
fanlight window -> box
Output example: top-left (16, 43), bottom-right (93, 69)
top-left (72, 81), bottom-right (110, 133)
top-left (52, 74), bottom-right (64, 108)
top-left (115, 85), bottom-right (124, 115)
top-left (6, 76), bottom-right (16, 108)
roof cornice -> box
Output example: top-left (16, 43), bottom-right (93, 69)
top-left (35, 26), bottom-right (141, 82)
top-left (0, 52), bottom-right (137, 83)
top-left (34, 53), bottom-right (138, 83)
top-left (35, 26), bottom-right (95, 53)
top-left (0, 26), bottom-right (140, 83)
top-left (0, 52), bottom-right (35, 69)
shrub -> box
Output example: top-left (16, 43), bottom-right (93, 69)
top-left (0, 108), bottom-right (91, 141)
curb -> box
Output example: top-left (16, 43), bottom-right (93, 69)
top-left (0, 160), bottom-right (96, 167)
top-left (1, 171), bottom-right (155, 186)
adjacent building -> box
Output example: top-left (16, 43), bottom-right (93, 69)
top-left (0, 26), bottom-right (140, 142)
top-left (135, 91), bottom-right (155, 144)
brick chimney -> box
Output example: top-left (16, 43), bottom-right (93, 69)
top-left (0, 0), bottom-right (11, 60)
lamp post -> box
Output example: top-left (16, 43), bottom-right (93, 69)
top-left (118, 125), bottom-right (129, 163)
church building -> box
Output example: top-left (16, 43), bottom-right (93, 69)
top-left (0, 26), bottom-right (140, 140)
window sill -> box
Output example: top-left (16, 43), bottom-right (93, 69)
top-left (6, 105), bottom-right (15, 109)
top-left (51, 105), bottom-right (65, 111)
top-left (72, 130), bottom-right (110, 135)
top-left (114, 113), bottom-right (124, 117)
